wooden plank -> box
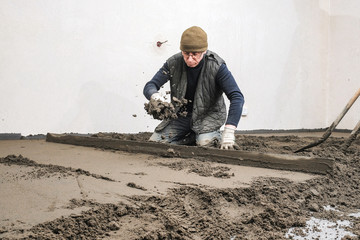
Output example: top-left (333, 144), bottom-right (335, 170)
top-left (46, 133), bottom-right (334, 175)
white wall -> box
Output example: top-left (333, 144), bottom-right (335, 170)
top-left (328, 0), bottom-right (360, 130)
top-left (0, 0), bottom-right (359, 135)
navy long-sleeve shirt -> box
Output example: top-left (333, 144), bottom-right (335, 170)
top-left (143, 59), bottom-right (244, 127)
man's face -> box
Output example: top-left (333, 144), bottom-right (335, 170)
top-left (182, 51), bottom-right (206, 68)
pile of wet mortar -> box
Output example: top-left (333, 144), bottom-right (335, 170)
top-left (0, 134), bottom-right (359, 239)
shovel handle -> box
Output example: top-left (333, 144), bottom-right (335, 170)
top-left (342, 120), bottom-right (360, 151)
top-left (331, 88), bottom-right (360, 129)
top-left (294, 87), bottom-right (360, 153)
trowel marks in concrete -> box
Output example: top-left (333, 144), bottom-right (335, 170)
top-left (0, 155), bottom-right (115, 182)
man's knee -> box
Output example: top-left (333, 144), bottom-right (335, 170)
top-left (149, 132), bottom-right (161, 142)
top-left (196, 130), bottom-right (221, 147)
top-left (149, 130), bottom-right (195, 145)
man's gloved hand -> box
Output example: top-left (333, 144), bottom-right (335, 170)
top-left (220, 125), bottom-right (240, 150)
top-left (151, 92), bottom-right (166, 102)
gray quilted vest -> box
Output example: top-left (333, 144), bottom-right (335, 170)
top-left (155, 50), bottom-right (227, 134)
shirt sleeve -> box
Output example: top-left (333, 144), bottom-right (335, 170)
top-left (143, 62), bottom-right (170, 100)
top-left (216, 63), bottom-right (245, 127)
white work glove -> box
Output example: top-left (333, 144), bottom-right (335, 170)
top-left (220, 126), bottom-right (239, 150)
top-left (151, 92), bottom-right (166, 102)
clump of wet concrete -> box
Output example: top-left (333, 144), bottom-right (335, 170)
top-left (127, 182), bottom-right (147, 191)
top-left (92, 132), bottom-right (152, 141)
top-left (144, 97), bottom-right (189, 120)
top-left (28, 203), bottom-right (130, 239)
top-left (0, 155), bottom-right (115, 182)
top-left (158, 159), bottom-right (234, 178)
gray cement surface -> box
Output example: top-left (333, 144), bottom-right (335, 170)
top-left (0, 139), bottom-right (315, 238)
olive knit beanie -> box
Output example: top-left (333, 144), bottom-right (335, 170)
top-left (180, 26), bottom-right (208, 52)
